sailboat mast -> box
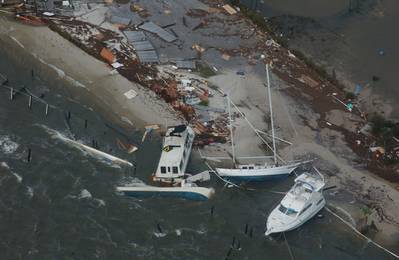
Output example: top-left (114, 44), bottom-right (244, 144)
top-left (266, 64), bottom-right (277, 165)
top-left (227, 95), bottom-right (236, 165)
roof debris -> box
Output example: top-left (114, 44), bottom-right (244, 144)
top-left (139, 21), bottom-right (177, 42)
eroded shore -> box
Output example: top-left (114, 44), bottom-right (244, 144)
top-left (1, 0), bottom-right (399, 251)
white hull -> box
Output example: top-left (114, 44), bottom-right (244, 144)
top-left (116, 185), bottom-right (215, 201)
top-left (266, 198), bottom-right (325, 235)
top-left (216, 162), bottom-right (300, 182)
top-left (265, 172), bottom-right (326, 235)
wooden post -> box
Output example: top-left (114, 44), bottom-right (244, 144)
top-left (27, 148), bottom-right (31, 162)
top-left (157, 223), bottom-right (163, 234)
top-left (45, 104), bottom-right (49, 116)
top-left (10, 88), bottom-right (13, 100)
top-left (84, 119), bottom-right (88, 129)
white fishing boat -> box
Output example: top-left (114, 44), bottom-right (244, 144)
top-left (215, 64), bottom-right (305, 183)
top-left (117, 180), bottom-right (215, 201)
top-left (152, 125), bottom-right (195, 183)
top-left (265, 170), bottom-right (326, 235)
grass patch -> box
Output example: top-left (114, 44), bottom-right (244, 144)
top-left (197, 64), bottom-right (216, 78)
top-left (199, 100), bottom-right (209, 106)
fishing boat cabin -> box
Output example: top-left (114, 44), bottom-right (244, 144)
top-left (153, 125), bottom-right (195, 183)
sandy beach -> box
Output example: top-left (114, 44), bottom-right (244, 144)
top-left (0, 15), bottom-right (181, 130)
top-left (1, 0), bottom-right (399, 251)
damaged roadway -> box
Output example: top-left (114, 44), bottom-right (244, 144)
top-left (2, 0), bottom-right (399, 249)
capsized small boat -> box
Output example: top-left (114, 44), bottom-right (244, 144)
top-left (116, 180), bottom-right (215, 201)
top-left (265, 170), bottom-right (325, 235)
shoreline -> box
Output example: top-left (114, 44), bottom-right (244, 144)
top-left (1, 1), bottom-right (399, 252)
top-left (0, 15), bottom-right (182, 131)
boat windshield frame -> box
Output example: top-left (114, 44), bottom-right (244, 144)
top-left (278, 204), bottom-right (298, 216)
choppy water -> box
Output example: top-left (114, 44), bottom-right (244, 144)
top-left (0, 25), bottom-right (397, 259)
top-left (241, 0), bottom-right (399, 118)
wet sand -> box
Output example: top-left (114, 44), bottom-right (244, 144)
top-left (0, 15), bottom-right (181, 130)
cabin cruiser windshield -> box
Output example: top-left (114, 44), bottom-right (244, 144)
top-left (278, 204), bottom-right (298, 216)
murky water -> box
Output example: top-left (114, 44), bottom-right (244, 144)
top-left (242, 0), bottom-right (399, 118)
top-left (0, 26), bottom-right (397, 259)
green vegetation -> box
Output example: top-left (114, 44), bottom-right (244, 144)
top-left (370, 113), bottom-right (399, 144)
top-left (199, 100), bottom-right (209, 106)
top-left (345, 91), bottom-right (355, 100)
top-left (197, 64), bottom-right (216, 78)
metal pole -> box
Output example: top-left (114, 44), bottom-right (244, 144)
top-left (227, 95), bottom-right (236, 165)
top-left (266, 64), bottom-right (277, 165)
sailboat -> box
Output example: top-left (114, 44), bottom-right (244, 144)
top-left (215, 64), bottom-right (304, 183)
top-left (265, 169), bottom-right (326, 235)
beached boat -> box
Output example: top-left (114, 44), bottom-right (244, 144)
top-left (117, 180), bottom-right (215, 201)
top-left (117, 124), bottom-right (214, 201)
top-left (265, 170), bottom-right (326, 235)
top-left (215, 64), bottom-right (305, 183)
top-left (152, 124), bottom-right (195, 183)
top-left (216, 162), bottom-right (302, 182)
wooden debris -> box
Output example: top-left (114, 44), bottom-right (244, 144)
top-left (222, 4), bottom-right (237, 15)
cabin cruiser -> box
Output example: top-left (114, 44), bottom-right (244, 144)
top-left (117, 124), bottom-right (214, 201)
top-left (152, 125), bottom-right (195, 183)
top-left (265, 171), bottom-right (325, 235)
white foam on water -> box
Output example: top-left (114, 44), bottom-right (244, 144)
top-left (1, 161), bottom-right (10, 169)
top-left (0, 135), bottom-right (19, 154)
top-left (0, 161), bottom-right (22, 182)
top-left (12, 172), bottom-right (22, 183)
top-left (94, 198), bottom-right (106, 207)
top-left (9, 36), bottom-right (25, 49)
top-left (78, 189), bottom-right (92, 199)
top-left (32, 53), bottom-right (87, 89)
top-left (26, 186), bottom-right (34, 198)
top-left (153, 232), bottom-right (167, 238)
top-left (121, 116), bottom-right (134, 126)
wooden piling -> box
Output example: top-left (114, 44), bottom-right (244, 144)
top-left (27, 148), bottom-right (31, 162)
top-left (84, 119), bottom-right (88, 129)
top-left (157, 223), bottom-right (163, 234)
top-left (10, 88), bottom-right (13, 100)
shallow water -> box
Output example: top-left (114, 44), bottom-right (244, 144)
top-left (241, 0), bottom-right (399, 118)
top-left (0, 25), bottom-right (398, 259)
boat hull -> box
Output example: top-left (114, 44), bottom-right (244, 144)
top-left (216, 163), bottom-right (299, 183)
top-left (117, 186), bottom-right (214, 201)
top-left (265, 199), bottom-right (325, 235)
